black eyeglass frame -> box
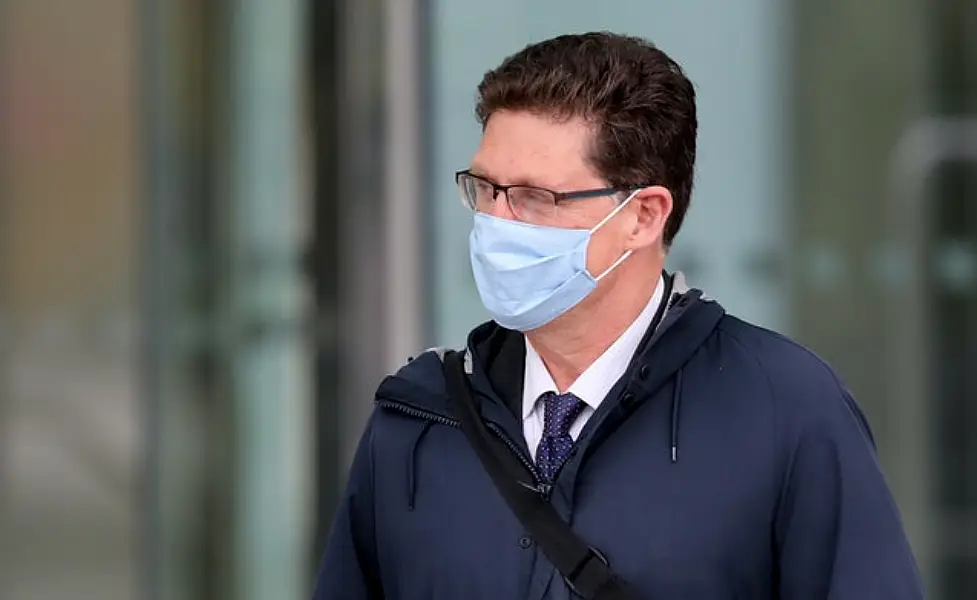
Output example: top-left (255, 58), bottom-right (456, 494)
top-left (454, 170), bottom-right (647, 212)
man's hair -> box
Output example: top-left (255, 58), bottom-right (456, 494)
top-left (475, 32), bottom-right (697, 247)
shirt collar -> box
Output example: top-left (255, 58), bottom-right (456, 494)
top-left (522, 275), bottom-right (666, 419)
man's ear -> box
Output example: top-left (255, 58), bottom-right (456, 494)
top-left (627, 185), bottom-right (672, 251)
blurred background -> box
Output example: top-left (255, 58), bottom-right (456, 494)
top-left (0, 0), bottom-right (975, 598)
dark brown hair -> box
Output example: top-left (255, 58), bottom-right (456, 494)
top-left (475, 32), bottom-right (697, 247)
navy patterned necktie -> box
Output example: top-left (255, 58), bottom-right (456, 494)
top-left (535, 391), bottom-right (586, 482)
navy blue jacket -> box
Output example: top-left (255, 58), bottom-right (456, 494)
top-left (314, 281), bottom-right (924, 599)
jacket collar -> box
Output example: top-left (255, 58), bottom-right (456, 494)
top-left (374, 271), bottom-right (716, 426)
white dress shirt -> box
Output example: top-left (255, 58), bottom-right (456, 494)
top-left (522, 275), bottom-right (666, 459)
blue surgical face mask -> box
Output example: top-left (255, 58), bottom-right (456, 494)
top-left (469, 191), bottom-right (638, 332)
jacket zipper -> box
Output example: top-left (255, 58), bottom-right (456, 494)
top-left (486, 422), bottom-right (552, 501)
top-left (376, 399), bottom-right (551, 501)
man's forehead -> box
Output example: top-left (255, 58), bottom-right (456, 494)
top-left (471, 114), bottom-right (600, 189)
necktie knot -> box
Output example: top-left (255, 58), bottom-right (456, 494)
top-left (540, 391), bottom-right (585, 438)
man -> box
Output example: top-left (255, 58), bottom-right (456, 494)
top-left (314, 32), bottom-right (923, 599)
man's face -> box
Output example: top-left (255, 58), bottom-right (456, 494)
top-left (469, 110), bottom-right (635, 279)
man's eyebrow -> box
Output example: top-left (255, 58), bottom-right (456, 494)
top-left (467, 163), bottom-right (554, 189)
top-left (467, 163), bottom-right (505, 182)
top-left (466, 163), bottom-right (493, 179)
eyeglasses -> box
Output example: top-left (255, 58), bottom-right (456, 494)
top-left (455, 170), bottom-right (643, 223)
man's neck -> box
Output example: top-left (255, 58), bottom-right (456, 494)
top-left (526, 261), bottom-right (662, 392)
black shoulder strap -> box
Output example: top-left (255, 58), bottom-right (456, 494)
top-left (442, 349), bottom-right (640, 600)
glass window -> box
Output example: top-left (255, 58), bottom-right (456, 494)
top-left (0, 1), bottom-right (139, 598)
top-left (791, 0), bottom-right (976, 596)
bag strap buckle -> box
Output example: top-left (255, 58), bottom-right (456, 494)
top-left (565, 546), bottom-right (613, 597)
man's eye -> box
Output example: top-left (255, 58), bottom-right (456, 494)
top-left (513, 189), bottom-right (551, 204)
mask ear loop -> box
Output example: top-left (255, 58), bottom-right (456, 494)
top-left (595, 249), bottom-right (633, 281)
top-left (591, 188), bottom-right (642, 281)
top-left (589, 188), bottom-right (641, 233)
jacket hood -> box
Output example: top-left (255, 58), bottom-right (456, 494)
top-left (375, 272), bottom-right (725, 435)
